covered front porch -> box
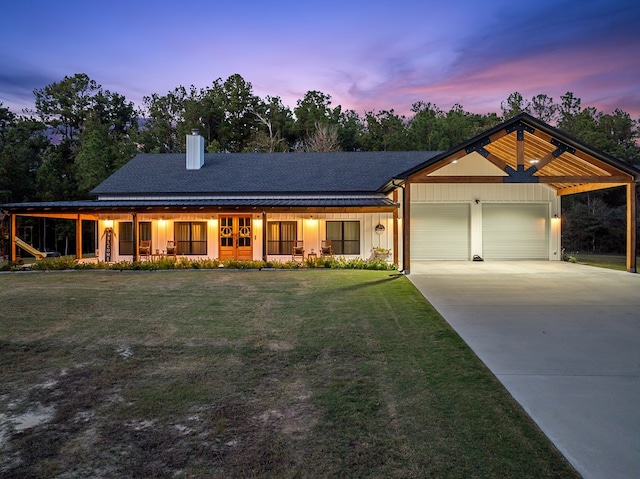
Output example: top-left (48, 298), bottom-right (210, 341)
top-left (3, 203), bottom-right (401, 266)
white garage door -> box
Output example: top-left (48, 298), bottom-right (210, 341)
top-left (482, 204), bottom-right (549, 260)
top-left (411, 204), bottom-right (470, 260)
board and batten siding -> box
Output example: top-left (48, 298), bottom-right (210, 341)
top-left (409, 183), bottom-right (561, 261)
top-left (265, 212), bottom-right (395, 260)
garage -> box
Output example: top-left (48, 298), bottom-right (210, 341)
top-left (411, 204), bottom-right (470, 260)
top-left (482, 204), bottom-right (549, 260)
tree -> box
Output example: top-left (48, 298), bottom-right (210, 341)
top-left (33, 73), bottom-right (100, 141)
top-left (363, 110), bottom-right (408, 151)
top-left (217, 74), bottom-right (261, 152)
top-left (294, 90), bottom-right (341, 139)
top-left (74, 111), bottom-right (137, 196)
top-left (140, 89), bottom-right (186, 153)
top-left (304, 121), bottom-right (341, 152)
top-left (337, 109), bottom-right (366, 151)
top-left (0, 104), bottom-right (47, 203)
top-left (407, 101), bottom-right (443, 150)
top-left (530, 94), bottom-right (558, 123)
top-left (32, 74), bottom-right (138, 200)
top-left (501, 92), bottom-right (531, 120)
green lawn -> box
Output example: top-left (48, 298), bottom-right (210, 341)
top-left (0, 270), bottom-right (579, 478)
top-left (571, 252), bottom-right (628, 271)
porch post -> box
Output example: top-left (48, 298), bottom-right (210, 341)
top-left (132, 212), bottom-right (138, 262)
top-left (262, 209), bottom-right (267, 262)
top-left (627, 182), bottom-right (637, 273)
top-left (392, 189), bottom-right (399, 266)
top-left (76, 215), bottom-right (83, 260)
top-left (10, 213), bottom-right (16, 262)
top-left (402, 181), bottom-right (411, 274)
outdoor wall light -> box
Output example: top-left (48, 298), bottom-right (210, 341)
top-left (104, 219), bottom-right (113, 228)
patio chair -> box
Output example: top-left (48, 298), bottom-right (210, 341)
top-left (292, 240), bottom-right (304, 261)
top-left (320, 240), bottom-right (333, 257)
top-left (139, 240), bottom-right (151, 260)
top-left (166, 240), bottom-right (177, 257)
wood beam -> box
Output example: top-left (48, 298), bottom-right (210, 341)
top-left (533, 151), bottom-right (557, 171)
top-left (516, 129), bottom-right (525, 167)
top-left (529, 128), bottom-right (554, 143)
top-left (402, 182), bottom-right (410, 274)
top-left (484, 152), bottom-right (510, 171)
top-left (76, 215), bottom-right (83, 260)
top-left (556, 183), bottom-right (627, 196)
top-left (262, 209), bottom-right (267, 262)
top-left (10, 213), bottom-right (16, 263)
top-left (393, 189), bottom-right (399, 266)
top-left (627, 183), bottom-right (637, 273)
top-left (488, 128), bottom-right (510, 143)
top-left (16, 212), bottom-right (99, 220)
top-left (132, 212), bottom-right (138, 262)
top-left (573, 150), bottom-right (628, 176)
top-left (538, 176), bottom-right (629, 184)
top-left (411, 176), bottom-right (504, 184)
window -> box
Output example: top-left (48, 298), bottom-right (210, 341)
top-left (175, 222), bottom-right (207, 255)
top-left (267, 221), bottom-right (297, 255)
top-left (326, 221), bottom-right (360, 255)
top-left (118, 221), bottom-right (151, 255)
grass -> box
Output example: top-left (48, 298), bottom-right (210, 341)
top-left (0, 270), bottom-right (580, 478)
top-left (565, 252), bottom-right (628, 271)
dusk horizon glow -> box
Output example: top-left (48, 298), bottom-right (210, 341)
top-left (2, 0), bottom-right (639, 120)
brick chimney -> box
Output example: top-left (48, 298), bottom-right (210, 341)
top-left (186, 129), bottom-right (204, 170)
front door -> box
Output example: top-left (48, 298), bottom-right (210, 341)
top-left (219, 215), bottom-right (253, 260)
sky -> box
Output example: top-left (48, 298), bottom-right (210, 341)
top-left (2, 0), bottom-right (640, 119)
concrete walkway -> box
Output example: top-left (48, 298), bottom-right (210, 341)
top-left (408, 261), bottom-right (640, 479)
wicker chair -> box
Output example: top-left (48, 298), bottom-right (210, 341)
top-left (139, 240), bottom-right (151, 260)
top-left (292, 240), bottom-right (304, 261)
top-left (320, 240), bottom-right (333, 257)
top-left (166, 240), bottom-right (177, 257)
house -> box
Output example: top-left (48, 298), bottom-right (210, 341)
top-left (3, 114), bottom-right (639, 272)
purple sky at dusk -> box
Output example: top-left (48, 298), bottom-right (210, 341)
top-left (2, 0), bottom-right (639, 119)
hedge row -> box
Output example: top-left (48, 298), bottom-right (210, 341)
top-left (2, 256), bottom-right (397, 272)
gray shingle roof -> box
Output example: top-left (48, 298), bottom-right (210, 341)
top-left (91, 151), bottom-right (440, 197)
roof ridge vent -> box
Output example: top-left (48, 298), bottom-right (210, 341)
top-left (186, 131), bottom-right (204, 170)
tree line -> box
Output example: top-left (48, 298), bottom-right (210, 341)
top-left (1, 72), bottom-right (639, 254)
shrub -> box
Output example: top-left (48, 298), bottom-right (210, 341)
top-left (4, 256), bottom-right (397, 272)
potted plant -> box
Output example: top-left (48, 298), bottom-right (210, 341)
top-left (371, 247), bottom-right (391, 261)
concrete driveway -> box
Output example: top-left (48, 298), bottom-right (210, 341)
top-left (408, 261), bottom-right (640, 479)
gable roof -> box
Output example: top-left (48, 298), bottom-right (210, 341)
top-left (396, 113), bottom-right (640, 194)
top-left (91, 151), bottom-right (441, 198)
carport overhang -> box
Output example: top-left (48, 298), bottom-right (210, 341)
top-left (396, 113), bottom-right (639, 273)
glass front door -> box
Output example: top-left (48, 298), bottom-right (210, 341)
top-left (219, 216), bottom-right (253, 260)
